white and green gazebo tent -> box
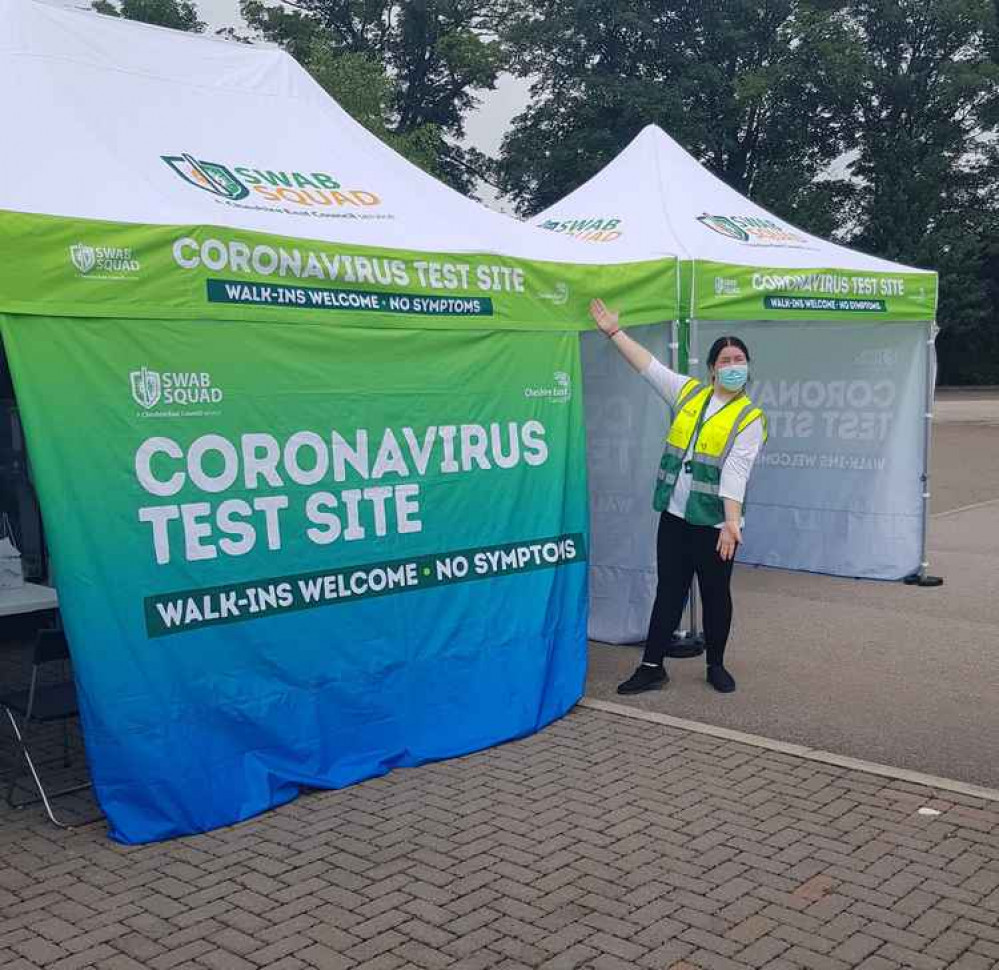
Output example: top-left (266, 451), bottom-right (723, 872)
top-left (0, 3), bottom-right (680, 841)
top-left (533, 125), bottom-right (940, 643)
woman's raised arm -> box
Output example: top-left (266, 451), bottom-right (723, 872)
top-left (589, 298), bottom-right (653, 373)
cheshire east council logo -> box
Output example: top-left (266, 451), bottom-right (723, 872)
top-left (525, 371), bottom-right (572, 404)
top-left (538, 282), bottom-right (570, 306)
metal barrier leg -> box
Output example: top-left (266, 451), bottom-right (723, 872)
top-left (905, 321), bottom-right (944, 588)
top-left (4, 708), bottom-right (91, 829)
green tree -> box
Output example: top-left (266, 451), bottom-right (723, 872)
top-left (496, 0), bottom-right (861, 225)
top-left (843, 0), bottom-right (999, 382)
top-left (930, 153), bottom-right (999, 383)
top-left (497, 0), bottom-right (999, 382)
top-left (305, 42), bottom-right (444, 178)
top-left (847, 0), bottom-right (998, 260)
top-left (239, 0), bottom-right (503, 193)
top-left (92, 0), bottom-right (205, 32)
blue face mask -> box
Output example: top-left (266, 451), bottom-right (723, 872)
top-left (717, 364), bottom-right (748, 391)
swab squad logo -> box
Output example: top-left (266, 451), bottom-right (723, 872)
top-left (130, 367), bottom-right (162, 409)
top-left (696, 214), bottom-right (809, 247)
top-left (162, 155), bottom-right (249, 200)
top-left (161, 153), bottom-right (383, 213)
top-left (70, 244), bottom-right (96, 274)
top-left (68, 242), bottom-right (141, 279)
top-left (538, 217), bottom-right (623, 243)
top-left (130, 367), bottom-right (224, 414)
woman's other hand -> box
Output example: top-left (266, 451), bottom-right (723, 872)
top-left (717, 521), bottom-right (741, 561)
top-left (589, 298), bottom-right (619, 335)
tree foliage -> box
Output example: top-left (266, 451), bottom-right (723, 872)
top-left (240, 0), bottom-right (503, 193)
top-left (92, 0), bottom-right (205, 32)
top-left (497, 0), bottom-right (999, 383)
top-left (496, 0), bottom-right (863, 227)
top-left (844, 0), bottom-right (999, 382)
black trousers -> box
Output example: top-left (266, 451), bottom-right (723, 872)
top-left (642, 512), bottom-right (736, 667)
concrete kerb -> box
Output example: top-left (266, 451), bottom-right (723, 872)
top-left (579, 696), bottom-right (999, 803)
top-left (931, 495), bottom-right (999, 518)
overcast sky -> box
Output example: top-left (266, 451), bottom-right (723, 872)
top-left (77, 0), bottom-right (531, 159)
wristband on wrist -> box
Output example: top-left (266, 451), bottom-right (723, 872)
top-left (606, 326), bottom-right (621, 339)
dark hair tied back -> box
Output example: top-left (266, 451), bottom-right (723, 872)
top-left (707, 336), bottom-right (750, 369)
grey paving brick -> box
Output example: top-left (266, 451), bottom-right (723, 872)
top-left (1, 707), bottom-right (998, 970)
top-left (870, 943), bottom-right (946, 969)
top-left (13, 939), bottom-right (68, 965)
top-left (536, 944), bottom-right (598, 970)
top-left (854, 958), bottom-right (903, 970)
top-left (678, 926), bottom-right (742, 957)
top-left (945, 954), bottom-right (995, 970)
top-left (735, 935), bottom-right (792, 967)
top-left (781, 946), bottom-right (851, 970)
top-left (830, 932), bottom-right (884, 963)
top-left (197, 950), bottom-right (259, 970)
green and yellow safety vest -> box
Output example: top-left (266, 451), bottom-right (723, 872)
top-left (653, 378), bottom-right (768, 526)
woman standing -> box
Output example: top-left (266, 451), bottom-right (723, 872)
top-left (589, 298), bottom-right (767, 695)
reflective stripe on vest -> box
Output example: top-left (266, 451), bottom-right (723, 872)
top-left (653, 379), bottom-right (767, 522)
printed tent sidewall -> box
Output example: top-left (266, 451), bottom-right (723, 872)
top-left (1, 304), bottom-right (599, 843)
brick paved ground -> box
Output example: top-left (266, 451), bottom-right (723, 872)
top-left (2, 706), bottom-right (998, 970)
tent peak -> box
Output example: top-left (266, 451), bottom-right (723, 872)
top-left (531, 122), bottom-right (937, 309)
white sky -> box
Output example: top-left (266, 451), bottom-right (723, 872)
top-left (190, 0), bottom-right (531, 161)
top-left (59, 0), bottom-right (530, 207)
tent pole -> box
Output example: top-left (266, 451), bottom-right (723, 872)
top-left (687, 317), bottom-right (703, 643)
top-left (904, 321), bottom-right (944, 587)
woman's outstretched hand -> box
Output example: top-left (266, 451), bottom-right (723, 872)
top-left (589, 298), bottom-right (619, 335)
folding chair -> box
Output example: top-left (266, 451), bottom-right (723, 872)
top-left (1, 628), bottom-right (92, 827)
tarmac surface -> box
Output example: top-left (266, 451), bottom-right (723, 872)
top-left (586, 391), bottom-right (999, 790)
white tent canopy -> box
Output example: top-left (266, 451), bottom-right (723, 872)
top-left (0, 1), bottom-right (675, 272)
top-left (533, 124), bottom-right (929, 274)
top-left (532, 126), bottom-right (940, 643)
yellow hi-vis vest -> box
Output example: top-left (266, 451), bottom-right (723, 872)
top-left (653, 378), bottom-right (768, 526)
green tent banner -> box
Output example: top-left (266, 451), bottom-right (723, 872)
top-left (0, 212), bottom-right (679, 331)
top-left (691, 260), bottom-right (938, 322)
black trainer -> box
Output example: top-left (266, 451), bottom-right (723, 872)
top-left (707, 664), bottom-right (736, 693)
top-left (617, 664), bottom-right (668, 695)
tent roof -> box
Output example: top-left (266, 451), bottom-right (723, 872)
top-left (0, 2), bottom-right (677, 331)
top-left (533, 125), bottom-right (928, 275)
top-left (0, 0), bottom-right (652, 267)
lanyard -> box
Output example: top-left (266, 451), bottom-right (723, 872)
top-left (681, 390), bottom-right (713, 474)
top-left (681, 389), bottom-right (745, 474)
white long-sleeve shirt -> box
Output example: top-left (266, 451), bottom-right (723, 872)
top-left (641, 358), bottom-right (764, 526)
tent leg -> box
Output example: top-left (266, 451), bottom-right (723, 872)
top-left (904, 321), bottom-right (944, 588)
top-left (667, 590), bottom-right (705, 658)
